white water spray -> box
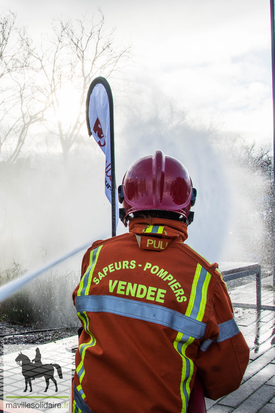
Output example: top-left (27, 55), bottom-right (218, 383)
top-left (0, 89), bottom-right (270, 326)
top-left (0, 240), bottom-right (94, 302)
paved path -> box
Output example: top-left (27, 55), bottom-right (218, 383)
top-left (206, 275), bottom-right (275, 412)
top-left (1, 274), bottom-right (275, 412)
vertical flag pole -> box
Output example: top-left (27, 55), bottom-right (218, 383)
top-left (270, 0), bottom-right (275, 286)
top-left (86, 77), bottom-right (118, 237)
top-left (109, 86), bottom-right (116, 237)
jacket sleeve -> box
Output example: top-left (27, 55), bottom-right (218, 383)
top-left (81, 249), bottom-right (90, 276)
top-left (72, 242), bottom-right (99, 304)
top-left (80, 240), bottom-right (103, 277)
top-left (195, 277), bottom-right (250, 400)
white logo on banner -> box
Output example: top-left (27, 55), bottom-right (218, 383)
top-left (88, 83), bottom-right (118, 226)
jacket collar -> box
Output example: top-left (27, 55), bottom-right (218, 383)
top-left (129, 217), bottom-right (188, 251)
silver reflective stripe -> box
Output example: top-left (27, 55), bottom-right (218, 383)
top-left (199, 319), bottom-right (240, 352)
top-left (75, 295), bottom-right (206, 340)
top-left (217, 318), bottom-right (240, 342)
top-left (74, 385), bottom-right (94, 413)
top-left (200, 338), bottom-right (213, 352)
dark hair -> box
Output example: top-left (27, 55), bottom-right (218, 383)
top-left (133, 210), bottom-right (187, 223)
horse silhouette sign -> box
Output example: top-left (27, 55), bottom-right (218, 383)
top-left (15, 347), bottom-right (63, 392)
top-left (3, 341), bottom-right (75, 412)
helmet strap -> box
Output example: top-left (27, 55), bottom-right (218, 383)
top-left (188, 211), bottom-right (195, 225)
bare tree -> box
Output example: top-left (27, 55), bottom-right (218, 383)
top-left (0, 11), bottom-right (47, 162)
top-left (1, 74), bottom-right (46, 162)
top-left (35, 11), bottom-right (132, 165)
top-left (0, 11), bottom-right (26, 78)
top-left (236, 140), bottom-right (272, 178)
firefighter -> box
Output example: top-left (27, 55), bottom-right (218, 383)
top-left (72, 150), bottom-right (249, 413)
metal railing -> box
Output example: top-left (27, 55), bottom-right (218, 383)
top-left (221, 263), bottom-right (275, 312)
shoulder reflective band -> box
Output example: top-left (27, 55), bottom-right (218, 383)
top-left (74, 384), bottom-right (94, 413)
top-left (217, 318), bottom-right (240, 342)
top-left (75, 295), bottom-right (206, 340)
top-left (200, 318), bottom-right (240, 352)
top-left (200, 338), bottom-right (213, 352)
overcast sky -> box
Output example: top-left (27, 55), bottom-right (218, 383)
top-left (0, 0), bottom-right (272, 268)
top-left (1, 0), bottom-right (272, 146)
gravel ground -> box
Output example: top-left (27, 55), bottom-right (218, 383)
top-left (0, 322), bottom-right (78, 356)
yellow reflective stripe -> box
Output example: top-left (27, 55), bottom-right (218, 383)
top-left (182, 337), bottom-right (195, 411)
top-left (76, 311), bottom-right (96, 384)
top-left (73, 398), bottom-right (83, 413)
top-left (144, 225), bottom-right (164, 234)
top-left (175, 264), bottom-right (210, 411)
top-left (185, 264), bottom-right (201, 317)
top-left (185, 264), bottom-right (211, 322)
top-left (77, 384), bottom-right (85, 400)
top-left (76, 356), bottom-right (85, 384)
top-left (174, 332), bottom-right (195, 413)
top-left (144, 225), bottom-right (153, 233)
top-left (197, 271), bottom-right (211, 321)
top-left (78, 311), bottom-right (91, 335)
top-left (73, 395), bottom-right (83, 413)
top-left (77, 245), bottom-right (103, 296)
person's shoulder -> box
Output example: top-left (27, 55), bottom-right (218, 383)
top-left (90, 232), bottom-right (133, 249)
top-left (181, 243), bottom-right (222, 278)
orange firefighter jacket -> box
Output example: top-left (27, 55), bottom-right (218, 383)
top-left (72, 217), bottom-right (249, 413)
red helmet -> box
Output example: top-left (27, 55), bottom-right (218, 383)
top-left (118, 150), bottom-right (196, 225)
